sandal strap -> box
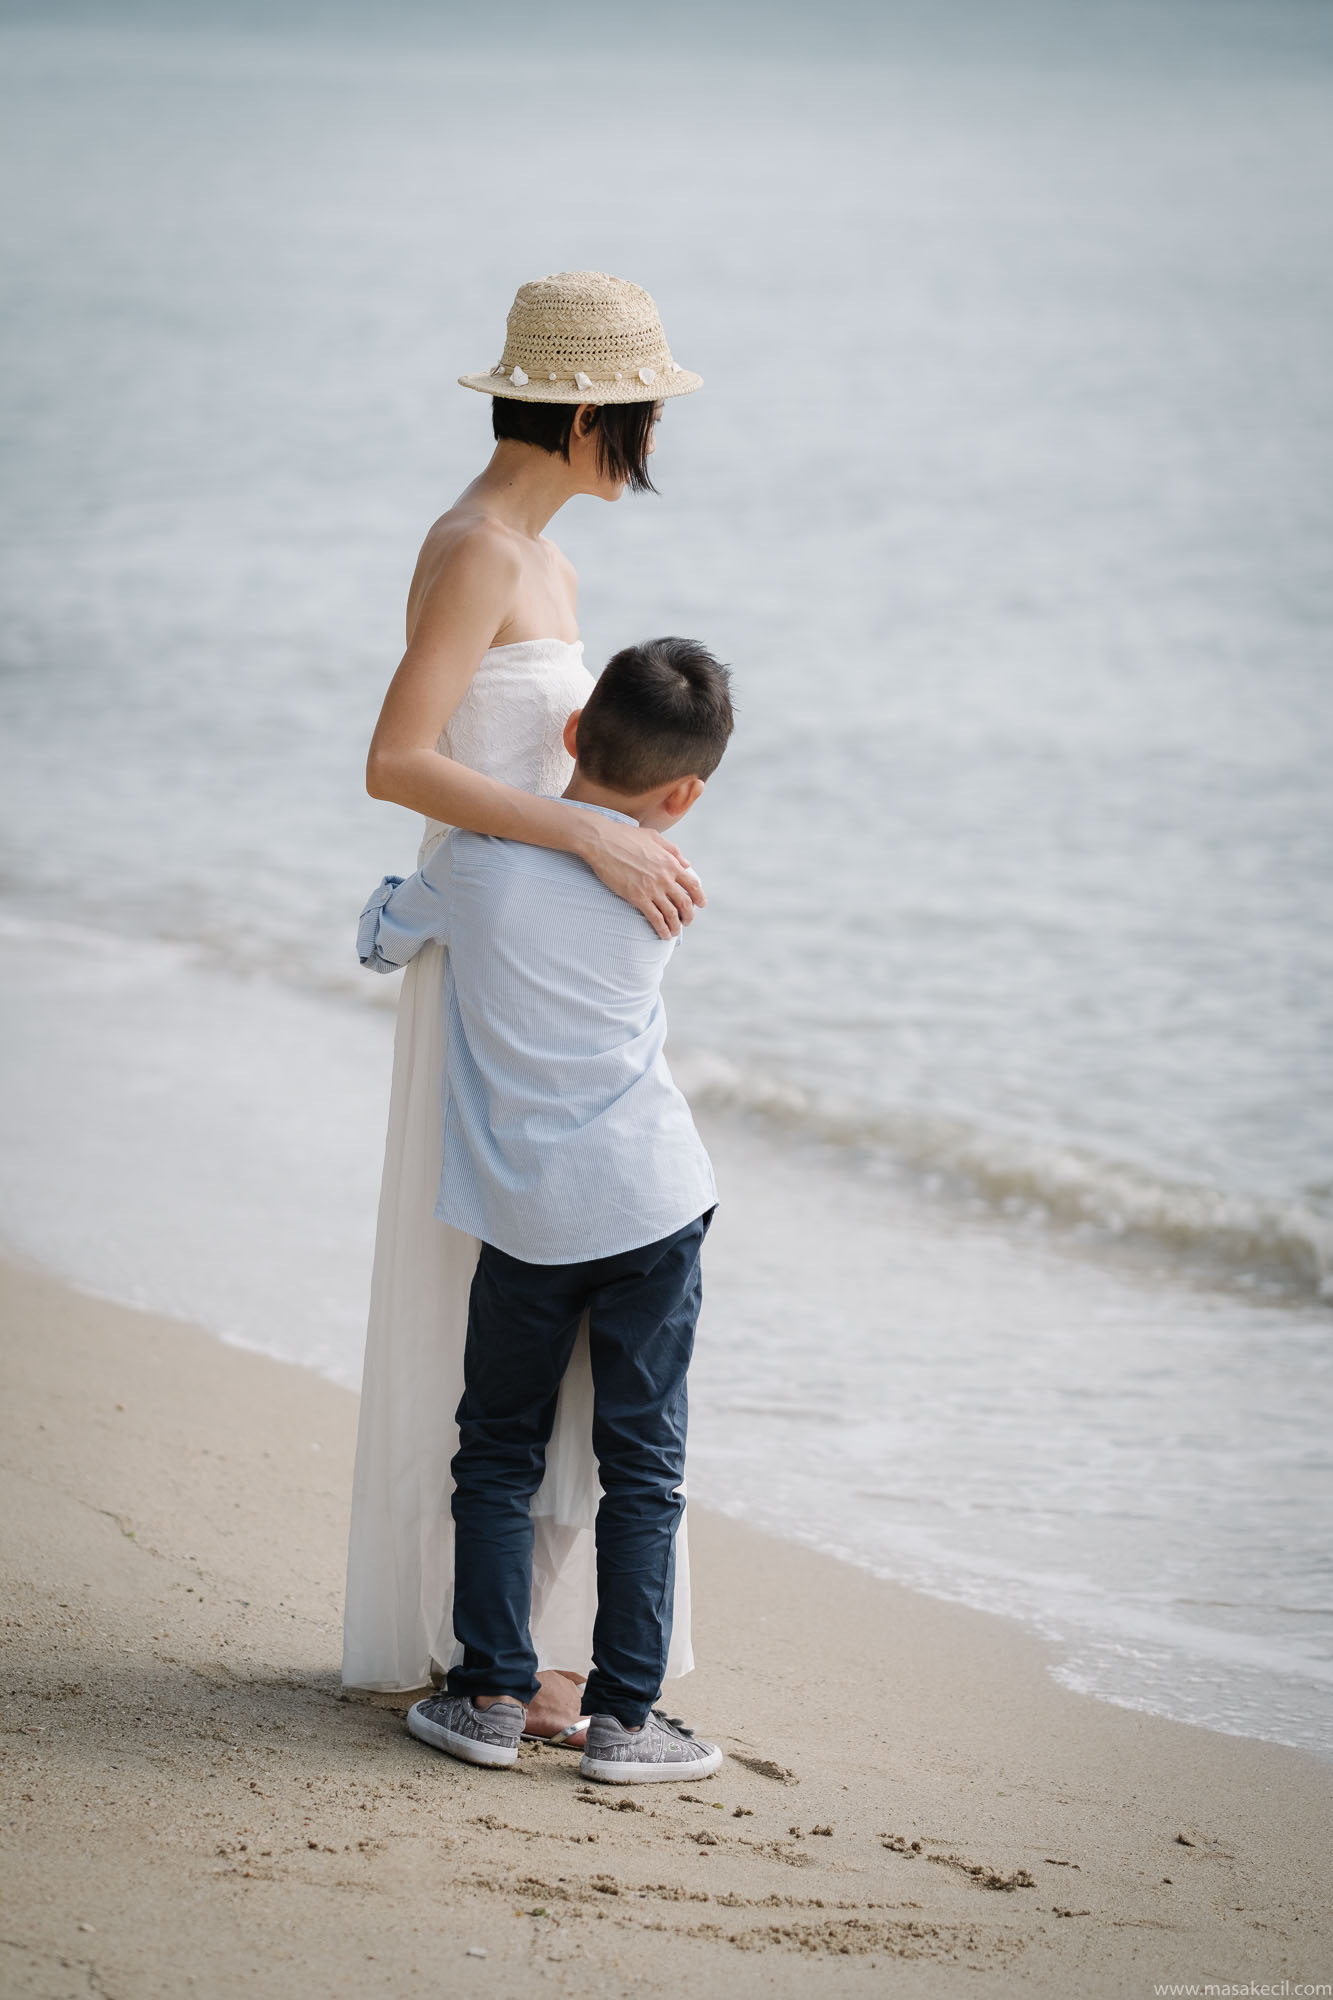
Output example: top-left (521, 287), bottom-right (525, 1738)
top-left (521, 1720), bottom-right (587, 1745)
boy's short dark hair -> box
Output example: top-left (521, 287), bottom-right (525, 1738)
top-left (491, 396), bottom-right (659, 493)
top-left (576, 637), bottom-right (734, 793)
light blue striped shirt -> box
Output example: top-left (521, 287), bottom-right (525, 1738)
top-left (358, 803), bottom-right (716, 1265)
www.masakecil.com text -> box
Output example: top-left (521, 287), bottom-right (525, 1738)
top-left (1153, 1984), bottom-right (1331, 1998)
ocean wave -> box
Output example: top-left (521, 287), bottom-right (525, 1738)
top-left (5, 903), bottom-right (1328, 1305)
top-left (675, 1051), bottom-right (1333, 1304)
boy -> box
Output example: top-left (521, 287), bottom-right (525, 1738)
top-left (357, 636), bottom-right (732, 1783)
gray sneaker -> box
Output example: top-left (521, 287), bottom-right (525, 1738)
top-left (579, 1709), bottom-right (723, 1785)
top-left (406, 1692), bottom-right (525, 1768)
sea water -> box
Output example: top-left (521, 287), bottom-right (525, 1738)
top-left (2, 3), bottom-right (1331, 1756)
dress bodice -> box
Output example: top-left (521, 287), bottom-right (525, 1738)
top-left (418, 637), bottom-right (594, 861)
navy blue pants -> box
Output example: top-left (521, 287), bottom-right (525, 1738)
top-left (447, 1212), bottom-right (711, 1727)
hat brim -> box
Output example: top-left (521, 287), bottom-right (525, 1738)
top-left (458, 368), bottom-right (702, 404)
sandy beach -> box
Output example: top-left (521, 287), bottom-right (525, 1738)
top-left (2, 1254), bottom-right (1329, 1999)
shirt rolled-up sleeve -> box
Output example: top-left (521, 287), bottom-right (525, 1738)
top-left (357, 839), bottom-right (456, 972)
top-left (357, 876), bottom-right (407, 972)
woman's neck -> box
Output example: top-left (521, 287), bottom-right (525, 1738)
top-left (463, 441), bottom-right (582, 539)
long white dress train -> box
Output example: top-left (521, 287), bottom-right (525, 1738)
top-left (342, 637), bottom-right (694, 1692)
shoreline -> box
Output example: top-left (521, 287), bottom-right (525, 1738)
top-left (4, 913), bottom-right (1330, 1757)
top-left (2, 1257), bottom-right (1330, 1997)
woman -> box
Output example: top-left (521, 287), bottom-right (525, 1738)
top-left (343, 272), bottom-right (705, 1742)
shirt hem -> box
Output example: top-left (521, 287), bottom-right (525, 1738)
top-left (432, 1187), bottom-right (718, 1267)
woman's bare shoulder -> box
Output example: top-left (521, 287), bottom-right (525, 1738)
top-left (417, 506), bottom-right (524, 581)
top-left (408, 509), bottom-right (523, 631)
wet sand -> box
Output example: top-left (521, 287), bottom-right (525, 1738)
top-left (2, 1257), bottom-right (1329, 1998)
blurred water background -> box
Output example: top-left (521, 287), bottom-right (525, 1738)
top-left (2, 0), bottom-right (1331, 1755)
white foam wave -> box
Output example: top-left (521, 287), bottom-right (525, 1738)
top-left (675, 1051), bottom-right (1333, 1303)
top-left (6, 909), bottom-right (1327, 1304)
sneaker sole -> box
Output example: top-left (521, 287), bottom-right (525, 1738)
top-left (579, 1745), bottom-right (723, 1785)
top-left (406, 1701), bottom-right (519, 1768)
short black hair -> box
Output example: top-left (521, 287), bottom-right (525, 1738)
top-left (576, 637), bottom-right (734, 794)
top-left (491, 396), bottom-right (659, 494)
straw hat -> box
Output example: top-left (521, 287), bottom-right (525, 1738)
top-left (459, 270), bottom-right (702, 405)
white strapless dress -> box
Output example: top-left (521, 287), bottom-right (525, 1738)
top-left (342, 637), bottom-right (694, 1692)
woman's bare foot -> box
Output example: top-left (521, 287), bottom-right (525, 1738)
top-left (522, 1670), bottom-right (588, 1744)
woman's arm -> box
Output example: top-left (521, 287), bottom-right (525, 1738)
top-left (366, 524), bottom-right (704, 940)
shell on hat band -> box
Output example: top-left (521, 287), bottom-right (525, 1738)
top-left (488, 361), bottom-right (662, 387)
top-left (490, 359), bottom-right (674, 390)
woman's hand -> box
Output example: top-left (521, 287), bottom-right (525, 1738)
top-left (581, 815), bottom-right (706, 940)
